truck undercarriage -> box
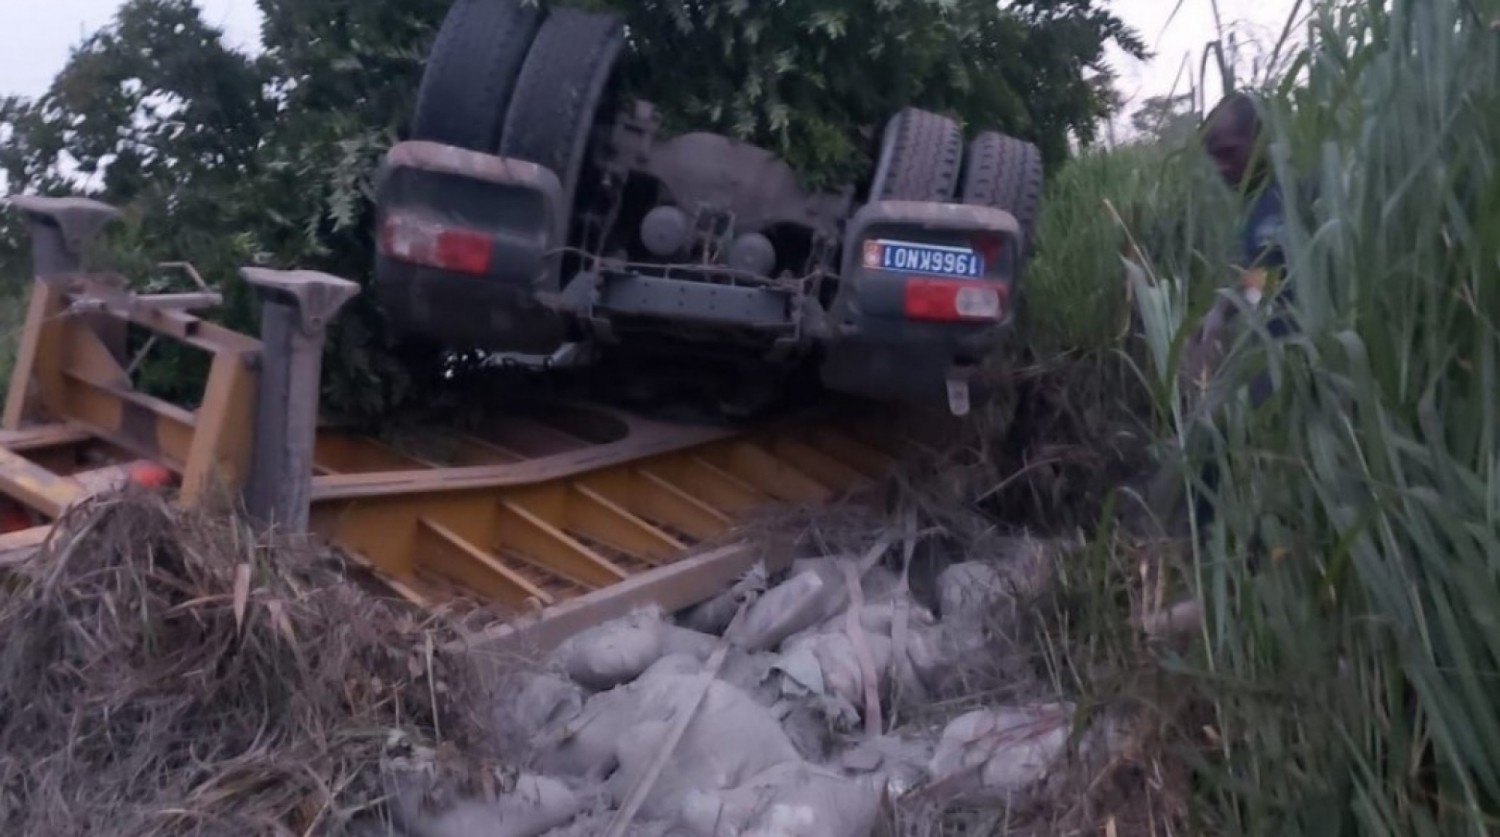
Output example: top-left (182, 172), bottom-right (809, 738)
top-left (374, 0), bottom-right (1045, 417)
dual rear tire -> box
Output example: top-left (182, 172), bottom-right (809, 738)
top-left (411, 3), bottom-right (1043, 264)
top-left (868, 108), bottom-right (1044, 258)
top-left (411, 0), bottom-right (625, 217)
top-left (389, 0), bottom-right (626, 351)
top-left (410, 0), bottom-right (543, 152)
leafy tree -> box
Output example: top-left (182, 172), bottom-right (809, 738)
top-left (1, 0), bottom-right (1144, 420)
top-left (1130, 92), bottom-right (1199, 146)
top-left (581, 0), bottom-right (1145, 184)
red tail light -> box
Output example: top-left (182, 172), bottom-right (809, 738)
top-left (903, 278), bottom-right (1006, 322)
top-left (379, 215), bottom-right (493, 275)
top-left (971, 234), bottom-right (1004, 269)
top-left (0, 503), bottom-right (32, 534)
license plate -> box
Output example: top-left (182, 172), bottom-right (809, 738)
top-left (862, 238), bottom-right (984, 279)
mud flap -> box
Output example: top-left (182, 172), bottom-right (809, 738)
top-left (945, 377), bottom-right (971, 417)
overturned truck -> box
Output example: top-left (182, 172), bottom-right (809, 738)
top-left (374, 0), bottom-right (1044, 416)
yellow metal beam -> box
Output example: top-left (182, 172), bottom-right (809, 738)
top-left (2, 282), bottom-right (67, 430)
top-left (713, 441), bottom-right (831, 504)
top-left (0, 424), bottom-right (93, 453)
top-left (447, 433), bottom-right (525, 465)
top-left (0, 525), bottom-right (51, 567)
top-left (581, 470), bottom-right (731, 541)
top-left (59, 371), bottom-right (195, 469)
top-left (181, 350), bottom-right (257, 503)
top-left (315, 434), bottom-right (437, 474)
top-left (766, 437), bottom-right (873, 493)
top-left (417, 517), bottom-right (552, 608)
top-left (0, 447), bottom-right (82, 518)
top-left (567, 485), bottom-right (683, 565)
top-left (672, 458), bottom-right (767, 514)
top-left (486, 417), bottom-right (592, 457)
top-left (804, 428), bottom-right (894, 478)
top-left (496, 499), bottom-right (629, 589)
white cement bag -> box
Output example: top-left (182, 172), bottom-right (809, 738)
top-left (673, 762), bottom-right (880, 837)
top-left (925, 703), bottom-right (1074, 803)
top-left (497, 671), bottom-right (585, 738)
top-left (393, 774), bottom-right (580, 837)
top-left (606, 676), bottom-right (803, 820)
top-left (779, 630), bottom-right (893, 721)
top-left (728, 569), bottom-right (845, 652)
top-left (537, 659), bottom-right (799, 799)
top-left (553, 609), bottom-right (667, 691)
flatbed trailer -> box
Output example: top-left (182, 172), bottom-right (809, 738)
top-left (0, 195), bottom-right (897, 649)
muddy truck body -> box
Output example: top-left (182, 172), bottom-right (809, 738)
top-left (373, 1), bottom-right (1044, 416)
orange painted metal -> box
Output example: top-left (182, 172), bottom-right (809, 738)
top-left (0, 276), bottom-right (895, 616)
top-left (0, 231), bottom-right (894, 616)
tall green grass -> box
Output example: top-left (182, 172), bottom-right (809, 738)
top-left (1116, 0), bottom-right (1500, 832)
top-left (1022, 143), bottom-right (1238, 358)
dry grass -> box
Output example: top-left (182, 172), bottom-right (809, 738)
top-left (0, 489), bottom-right (501, 836)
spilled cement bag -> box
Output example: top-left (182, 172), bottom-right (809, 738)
top-left (925, 703), bottom-right (1074, 803)
top-left (604, 674), bottom-right (804, 820)
top-left (552, 608), bottom-right (667, 691)
top-left (674, 761), bottom-right (881, 837)
top-left (729, 558), bottom-right (901, 653)
top-left (537, 655), bottom-right (800, 808)
top-left (390, 773), bottom-right (580, 837)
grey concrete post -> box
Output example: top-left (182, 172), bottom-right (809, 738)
top-left (240, 268), bottom-right (360, 533)
top-left (6, 195), bottom-right (121, 276)
top-left (3, 196), bottom-right (127, 428)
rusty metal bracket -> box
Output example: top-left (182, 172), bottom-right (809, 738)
top-left (241, 268), bottom-right (360, 533)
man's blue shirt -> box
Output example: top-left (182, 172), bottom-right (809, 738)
top-left (1241, 177), bottom-right (1296, 406)
top-left (1244, 179), bottom-right (1287, 272)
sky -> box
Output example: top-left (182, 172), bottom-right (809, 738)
top-left (0, 0), bottom-right (1301, 124)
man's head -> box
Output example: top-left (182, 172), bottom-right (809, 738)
top-left (1202, 92), bottom-right (1263, 189)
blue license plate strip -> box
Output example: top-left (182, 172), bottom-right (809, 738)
top-left (862, 238), bottom-right (984, 279)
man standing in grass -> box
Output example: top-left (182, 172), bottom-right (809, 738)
top-left (1187, 90), bottom-right (1294, 409)
top-left (1149, 90), bottom-right (1296, 539)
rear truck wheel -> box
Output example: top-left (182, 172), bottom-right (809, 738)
top-left (868, 107), bottom-right (964, 202)
top-left (410, 0), bottom-right (544, 151)
top-left (500, 6), bottom-right (627, 234)
top-left (961, 131), bottom-right (1044, 257)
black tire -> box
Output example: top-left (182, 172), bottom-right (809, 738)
top-left (962, 131), bottom-right (1045, 255)
top-left (869, 108), bottom-right (964, 202)
top-left (500, 7), bottom-right (626, 220)
top-left (411, 0), bottom-right (544, 151)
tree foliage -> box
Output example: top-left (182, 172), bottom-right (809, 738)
top-left (1130, 93), bottom-right (1200, 147)
top-left (1, 0), bottom-right (1143, 421)
top-left (582, 0), bottom-right (1145, 184)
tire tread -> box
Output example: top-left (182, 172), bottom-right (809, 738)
top-left (871, 108), bottom-right (964, 202)
top-left (411, 0), bottom-right (542, 151)
top-left (962, 131), bottom-right (1045, 253)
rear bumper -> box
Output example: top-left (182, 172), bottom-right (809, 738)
top-left (373, 141), bottom-right (570, 352)
top-left (818, 200), bottom-right (1020, 403)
